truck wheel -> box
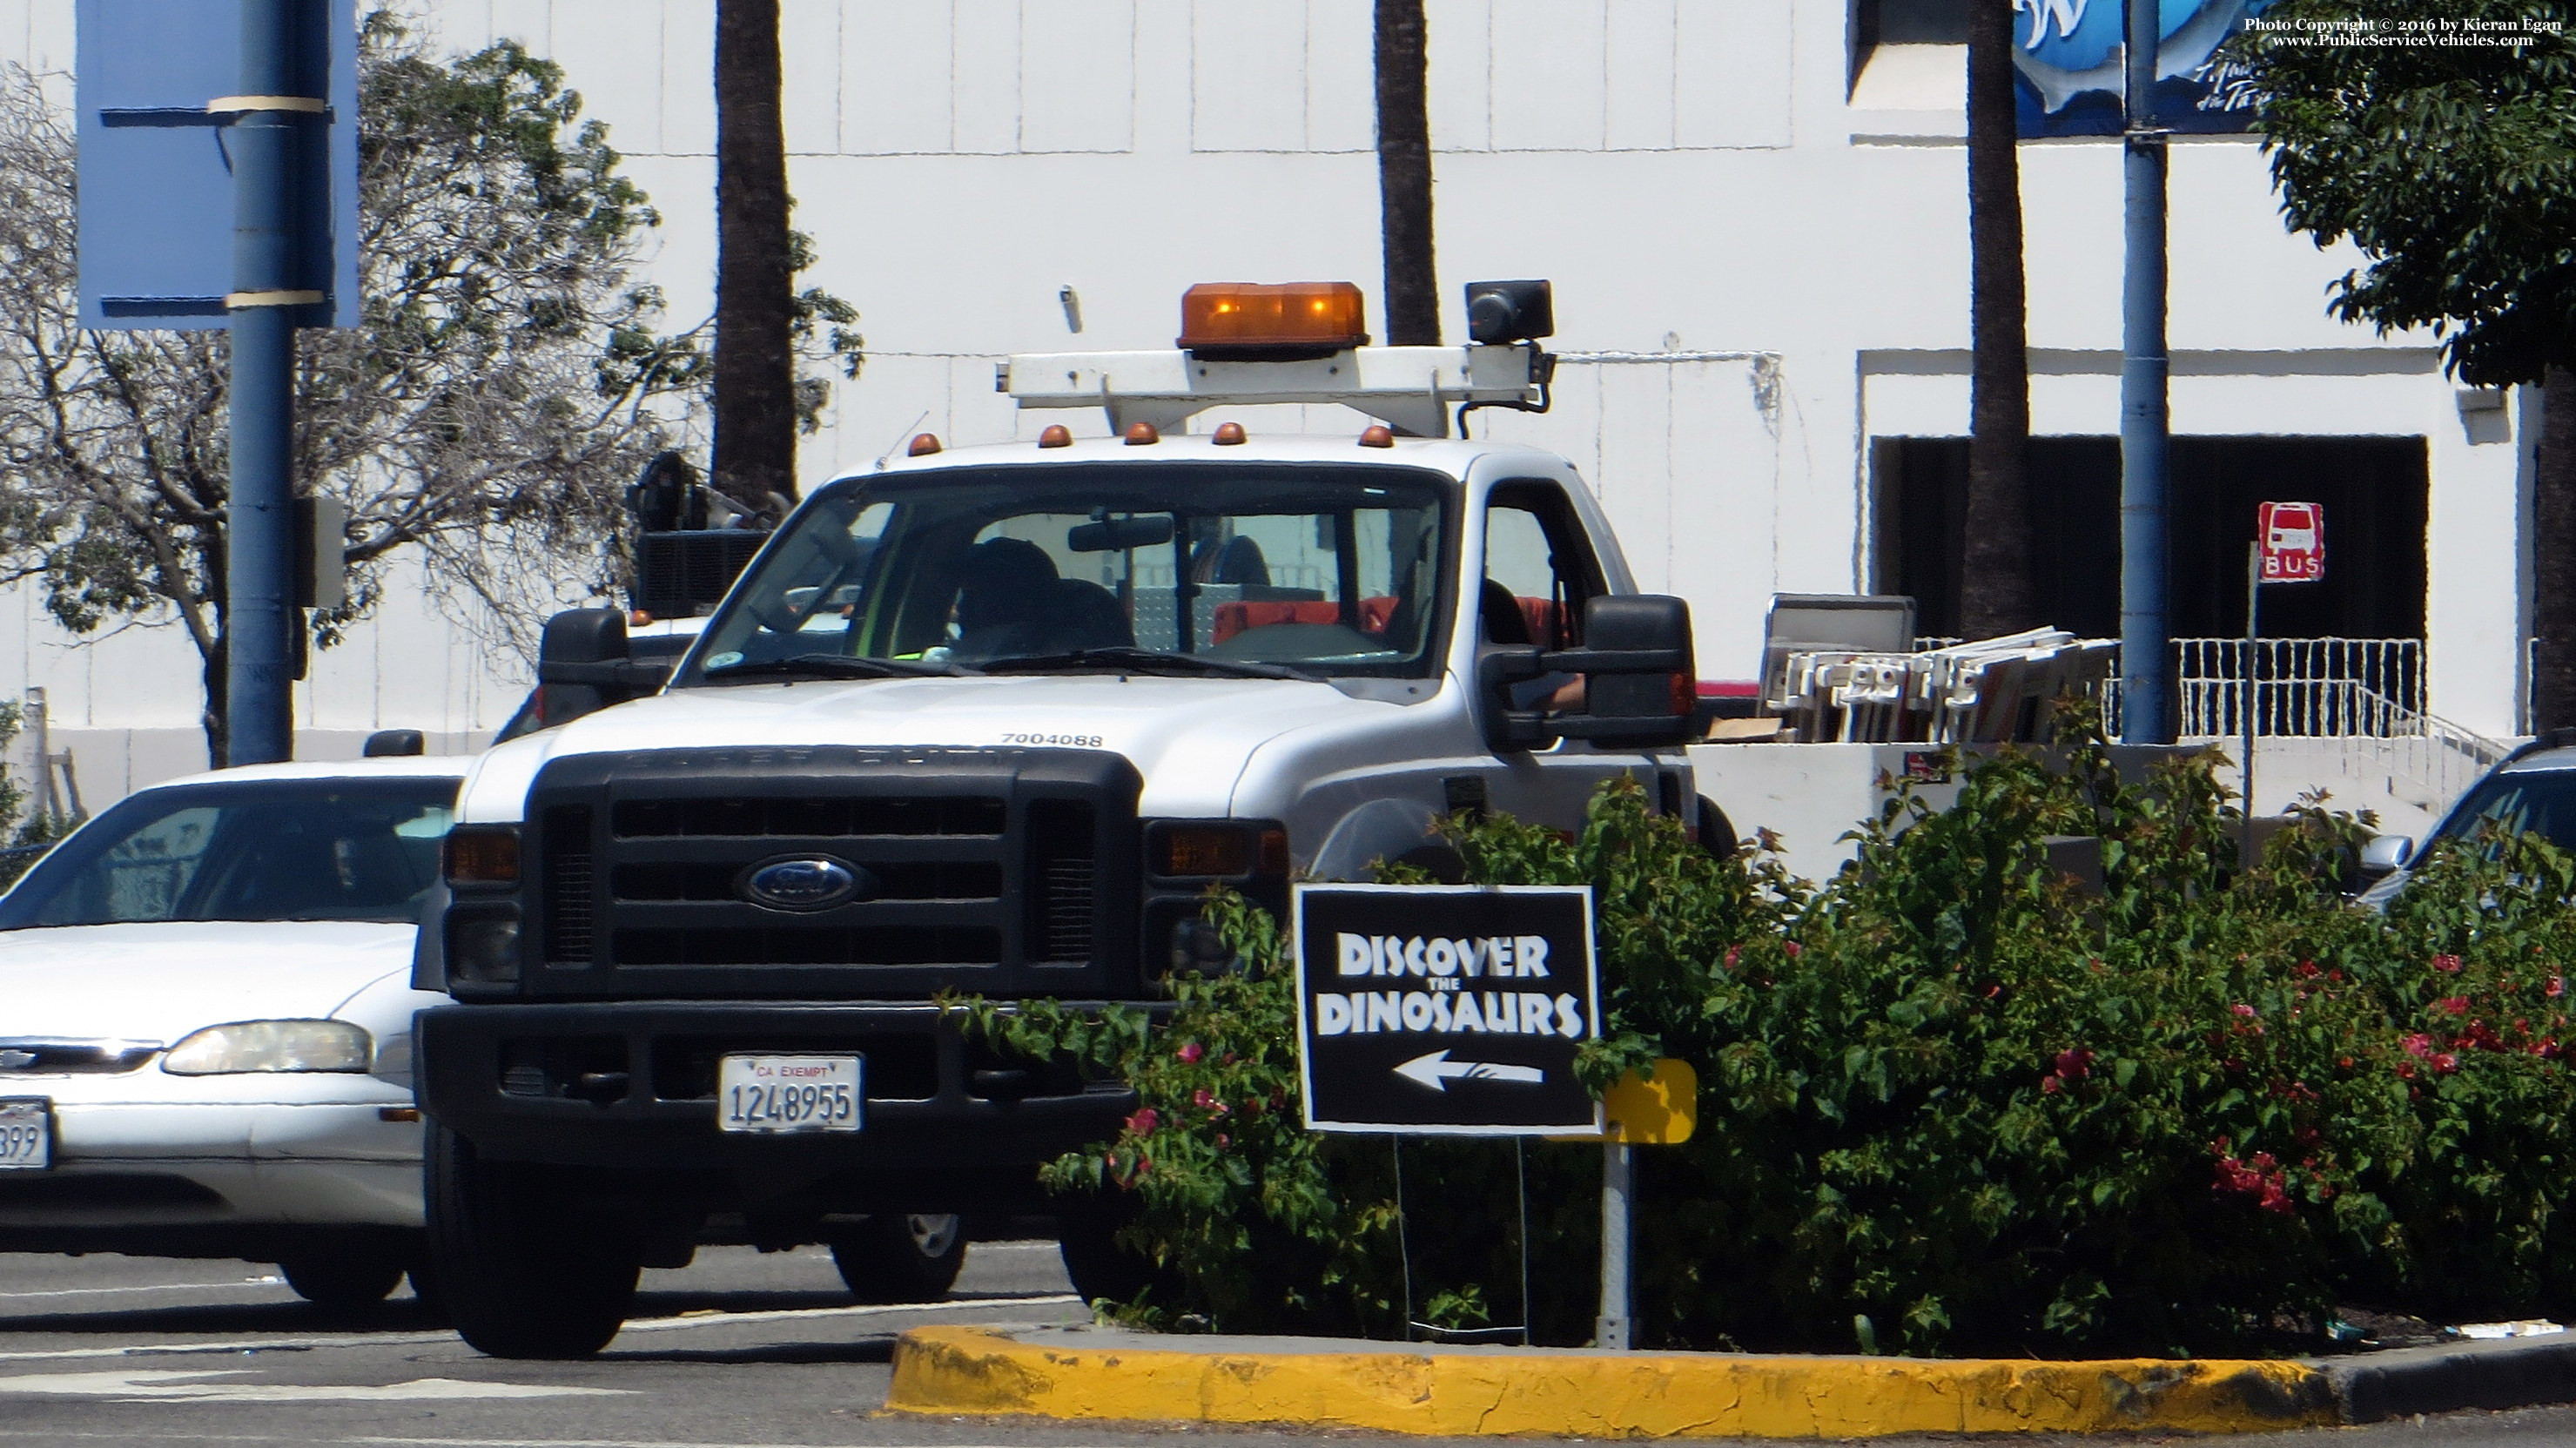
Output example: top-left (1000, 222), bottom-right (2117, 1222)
top-left (1056, 1202), bottom-right (1176, 1307)
top-left (829, 1214), bottom-right (965, 1303)
top-left (1696, 796), bottom-right (1739, 859)
top-left (425, 1123), bottom-right (637, 1358)
top-left (276, 1246), bottom-right (407, 1310)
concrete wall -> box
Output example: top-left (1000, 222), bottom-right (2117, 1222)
top-left (0, 0), bottom-right (2533, 809)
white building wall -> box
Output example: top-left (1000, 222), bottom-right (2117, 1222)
top-left (0, 0), bottom-right (2533, 808)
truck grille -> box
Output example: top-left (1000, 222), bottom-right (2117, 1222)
top-left (518, 747), bottom-right (1140, 1000)
top-left (542, 806), bottom-right (596, 965)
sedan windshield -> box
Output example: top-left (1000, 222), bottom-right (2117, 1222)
top-left (2435, 769), bottom-right (2576, 854)
top-left (0, 778), bottom-right (460, 929)
top-left (679, 462), bottom-right (1453, 685)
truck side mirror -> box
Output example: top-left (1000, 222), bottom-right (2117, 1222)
top-left (1556, 595), bottom-right (1695, 750)
top-left (2359, 833), bottom-right (2415, 876)
top-left (1481, 596), bottom-right (1696, 752)
top-left (536, 609), bottom-right (668, 727)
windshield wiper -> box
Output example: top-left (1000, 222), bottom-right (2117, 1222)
top-left (701, 653), bottom-right (981, 682)
top-left (978, 647), bottom-right (1321, 683)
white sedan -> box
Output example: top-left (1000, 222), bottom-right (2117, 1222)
top-left (0, 757), bottom-right (462, 1307)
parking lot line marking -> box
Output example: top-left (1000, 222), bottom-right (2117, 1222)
top-left (0, 1276), bottom-right (286, 1299)
top-left (0, 1290), bottom-right (1082, 1362)
top-left (609, 1293), bottom-right (1079, 1335)
top-left (0, 1422), bottom-right (1046, 1432)
top-left (0, 1368), bottom-right (629, 1402)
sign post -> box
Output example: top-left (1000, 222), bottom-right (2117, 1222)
top-left (2245, 502), bottom-right (2325, 862)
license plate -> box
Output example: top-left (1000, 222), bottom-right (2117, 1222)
top-left (0, 1101), bottom-right (49, 1170)
top-left (717, 1055), bottom-right (862, 1134)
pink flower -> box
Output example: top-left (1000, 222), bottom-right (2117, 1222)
top-left (1176, 1041), bottom-right (1204, 1065)
top-left (2402, 1033), bottom-right (2435, 1060)
top-left (2552, 977), bottom-right (2566, 1000)
top-left (1723, 946), bottom-right (1742, 969)
top-left (2434, 954), bottom-right (2465, 974)
top-left (2053, 1048), bottom-right (2094, 1081)
top-left (2230, 1003), bottom-right (2257, 1018)
top-left (1124, 1108), bottom-right (1160, 1136)
top-left (1191, 1088), bottom-right (1227, 1114)
top-left (2431, 1052), bottom-right (2460, 1074)
top-left (2436, 995), bottom-right (2472, 1017)
top-left (1784, 941), bottom-right (1803, 958)
top-left (2041, 1075), bottom-right (2062, 1094)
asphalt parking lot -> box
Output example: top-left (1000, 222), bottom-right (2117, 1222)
top-left (2, 1243), bottom-right (2574, 1448)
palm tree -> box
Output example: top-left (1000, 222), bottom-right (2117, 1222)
top-left (712, 0), bottom-right (797, 520)
top-left (2539, 371), bottom-right (2576, 730)
top-left (1375, 0), bottom-right (1437, 347)
top-left (1960, 0), bottom-right (2037, 638)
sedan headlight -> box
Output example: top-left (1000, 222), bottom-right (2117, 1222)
top-left (161, 1020), bottom-right (373, 1075)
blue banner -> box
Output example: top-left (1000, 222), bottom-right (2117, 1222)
top-left (2014, 0), bottom-right (2273, 138)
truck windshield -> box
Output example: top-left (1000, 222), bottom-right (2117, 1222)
top-left (681, 462), bottom-right (1454, 684)
top-left (0, 778), bottom-right (460, 929)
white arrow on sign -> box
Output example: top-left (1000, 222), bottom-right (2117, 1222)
top-left (1393, 1049), bottom-right (1545, 1091)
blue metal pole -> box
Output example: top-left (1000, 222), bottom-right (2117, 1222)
top-left (2118, 0), bottom-right (2172, 744)
top-left (224, 0), bottom-right (307, 765)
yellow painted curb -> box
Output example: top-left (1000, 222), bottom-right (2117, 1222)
top-left (887, 1324), bottom-right (2340, 1438)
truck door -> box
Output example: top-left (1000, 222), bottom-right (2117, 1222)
top-left (1474, 481), bottom-right (1652, 831)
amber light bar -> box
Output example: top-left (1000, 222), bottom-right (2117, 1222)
top-left (1178, 281), bottom-right (1368, 353)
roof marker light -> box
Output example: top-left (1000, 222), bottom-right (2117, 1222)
top-left (1211, 421), bottom-right (1247, 446)
top-left (1124, 421), bottom-right (1160, 446)
top-left (1038, 424), bottom-right (1073, 448)
top-left (907, 433), bottom-right (943, 456)
top-left (1358, 425), bottom-right (1396, 448)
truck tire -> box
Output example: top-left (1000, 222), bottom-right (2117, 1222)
top-left (1056, 1202), bottom-right (1177, 1307)
top-left (425, 1123), bottom-right (637, 1358)
top-left (276, 1246), bottom-right (407, 1310)
top-left (829, 1214), bottom-right (966, 1303)
top-left (1696, 796), bottom-right (1739, 859)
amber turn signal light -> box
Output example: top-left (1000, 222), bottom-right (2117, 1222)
top-left (1153, 824), bottom-right (1288, 879)
top-left (442, 825), bottom-right (521, 886)
top-left (1038, 424), bottom-right (1073, 448)
top-left (1358, 424), bottom-right (1396, 448)
top-left (1211, 421), bottom-right (1248, 446)
top-left (907, 433), bottom-right (943, 456)
top-left (1124, 421), bottom-right (1160, 446)
top-left (1178, 281), bottom-right (1368, 353)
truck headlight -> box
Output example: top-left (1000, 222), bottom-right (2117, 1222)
top-left (162, 1020), bottom-right (373, 1075)
top-left (445, 904), bottom-right (524, 985)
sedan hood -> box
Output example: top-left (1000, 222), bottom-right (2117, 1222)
top-left (0, 920), bottom-right (414, 1046)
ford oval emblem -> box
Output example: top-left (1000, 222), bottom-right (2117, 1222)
top-left (739, 855), bottom-right (870, 912)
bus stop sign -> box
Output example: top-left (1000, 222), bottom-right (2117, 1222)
top-left (2258, 501), bottom-right (2324, 584)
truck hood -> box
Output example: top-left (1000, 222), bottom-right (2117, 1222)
top-left (464, 673), bottom-right (1405, 821)
top-left (0, 920), bottom-right (415, 1045)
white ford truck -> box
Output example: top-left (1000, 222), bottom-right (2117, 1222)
top-left (412, 281), bottom-right (1717, 1357)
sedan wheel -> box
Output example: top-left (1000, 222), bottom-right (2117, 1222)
top-left (277, 1246), bottom-right (408, 1310)
top-left (424, 1123), bottom-right (637, 1358)
top-left (829, 1213), bottom-right (965, 1303)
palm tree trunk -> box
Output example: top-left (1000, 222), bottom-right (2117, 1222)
top-left (1960, 0), bottom-right (2036, 638)
top-left (712, 0), bottom-right (797, 519)
top-left (2533, 367), bottom-right (2576, 731)
top-left (1375, 0), bottom-right (1437, 347)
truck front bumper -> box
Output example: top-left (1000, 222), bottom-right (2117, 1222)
top-left (415, 1001), bottom-right (1139, 1211)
